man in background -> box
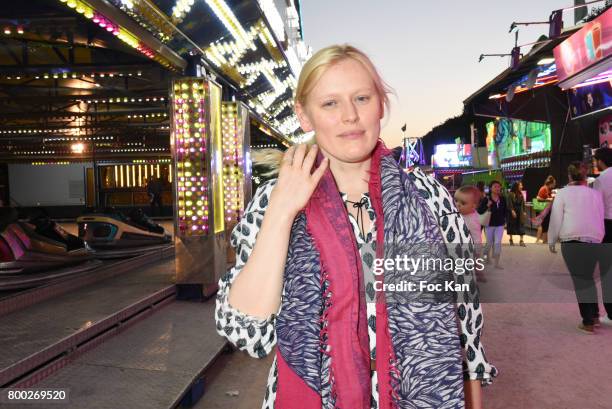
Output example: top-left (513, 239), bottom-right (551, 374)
top-left (146, 176), bottom-right (163, 217)
top-left (593, 147), bottom-right (612, 326)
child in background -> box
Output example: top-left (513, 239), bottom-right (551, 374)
top-left (455, 186), bottom-right (482, 244)
top-left (455, 185), bottom-right (486, 282)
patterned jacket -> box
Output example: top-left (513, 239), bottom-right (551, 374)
top-left (215, 167), bottom-right (498, 408)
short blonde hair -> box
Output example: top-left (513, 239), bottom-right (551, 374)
top-left (252, 44), bottom-right (391, 174)
top-left (295, 44), bottom-right (391, 112)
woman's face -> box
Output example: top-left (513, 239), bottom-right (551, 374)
top-left (518, 182), bottom-right (523, 191)
top-left (296, 58), bottom-right (383, 164)
top-left (491, 183), bottom-right (501, 194)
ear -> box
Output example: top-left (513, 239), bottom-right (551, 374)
top-left (295, 102), bottom-right (314, 132)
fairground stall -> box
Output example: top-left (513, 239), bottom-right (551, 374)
top-left (0, 1), bottom-right (310, 405)
top-left (553, 6), bottom-right (612, 175)
top-left (430, 141), bottom-right (475, 194)
top-left (463, 20), bottom-right (584, 198)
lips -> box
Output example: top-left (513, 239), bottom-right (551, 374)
top-left (339, 130), bottom-right (365, 139)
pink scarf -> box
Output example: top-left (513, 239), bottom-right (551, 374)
top-left (276, 141), bottom-right (397, 408)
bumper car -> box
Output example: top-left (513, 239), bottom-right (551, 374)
top-left (77, 208), bottom-right (172, 258)
top-left (0, 209), bottom-right (99, 290)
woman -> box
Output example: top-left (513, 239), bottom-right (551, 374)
top-left (548, 162), bottom-right (605, 334)
top-left (507, 182), bottom-right (526, 246)
top-left (215, 45), bottom-right (496, 409)
top-left (535, 175), bottom-right (556, 243)
top-left (477, 180), bottom-right (507, 269)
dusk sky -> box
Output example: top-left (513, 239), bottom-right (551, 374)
top-left (300, 0), bottom-right (597, 148)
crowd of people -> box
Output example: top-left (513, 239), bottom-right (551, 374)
top-left (453, 147), bottom-right (612, 334)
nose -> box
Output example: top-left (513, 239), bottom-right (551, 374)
top-left (341, 100), bottom-right (359, 124)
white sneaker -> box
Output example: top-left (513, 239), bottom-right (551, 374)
top-left (601, 316), bottom-right (612, 326)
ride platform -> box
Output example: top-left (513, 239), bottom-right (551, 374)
top-left (0, 246), bottom-right (228, 409)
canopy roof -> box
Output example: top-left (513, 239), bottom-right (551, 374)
top-left (0, 0), bottom-right (302, 161)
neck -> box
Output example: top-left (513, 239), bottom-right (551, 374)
top-left (327, 155), bottom-right (372, 199)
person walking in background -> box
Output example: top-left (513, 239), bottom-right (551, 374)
top-left (476, 181), bottom-right (486, 233)
top-left (548, 162), bottom-right (605, 334)
top-left (507, 182), bottom-right (527, 246)
top-left (593, 147), bottom-right (612, 326)
top-left (478, 180), bottom-right (507, 269)
top-left (146, 176), bottom-right (163, 217)
top-left (455, 185), bottom-right (486, 282)
top-left (535, 175), bottom-right (556, 243)
top-left (476, 180), bottom-right (486, 202)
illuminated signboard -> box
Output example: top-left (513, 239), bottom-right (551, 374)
top-left (221, 102), bottom-right (246, 227)
top-left (171, 78), bottom-right (210, 237)
top-left (567, 78), bottom-right (612, 119)
top-left (485, 119), bottom-right (551, 160)
top-left (432, 144), bottom-right (472, 168)
top-left (554, 8), bottom-right (612, 84)
top-left (599, 114), bottom-right (612, 147)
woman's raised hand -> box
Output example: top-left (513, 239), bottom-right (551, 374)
top-left (269, 144), bottom-right (329, 218)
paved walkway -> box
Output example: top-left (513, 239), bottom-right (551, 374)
top-left (199, 302), bottom-right (611, 409)
top-left (200, 239), bottom-right (612, 409)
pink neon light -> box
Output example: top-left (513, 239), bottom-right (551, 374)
top-left (571, 76), bottom-right (612, 89)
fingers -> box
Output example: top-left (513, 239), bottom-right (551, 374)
top-left (292, 143), bottom-right (307, 168)
top-left (301, 144), bottom-right (318, 172)
top-left (311, 156), bottom-right (329, 184)
top-left (280, 146), bottom-right (296, 169)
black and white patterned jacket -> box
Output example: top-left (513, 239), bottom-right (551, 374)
top-left (215, 167), bottom-right (498, 409)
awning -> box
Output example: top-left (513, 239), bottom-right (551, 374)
top-left (463, 37), bottom-right (570, 123)
top-left (463, 35), bottom-right (570, 107)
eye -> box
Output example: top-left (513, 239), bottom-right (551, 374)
top-left (322, 100), bottom-right (336, 108)
top-left (356, 95), bottom-right (370, 103)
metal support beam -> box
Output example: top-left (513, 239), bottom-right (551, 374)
top-left (21, 41), bottom-right (28, 66)
top-left (68, 32), bottom-right (75, 65)
top-left (0, 41), bottom-right (22, 65)
top-left (83, 0), bottom-right (186, 71)
top-left (52, 47), bottom-right (68, 64)
top-left (0, 107), bottom-right (167, 120)
top-left (0, 62), bottom-right (160, 75)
